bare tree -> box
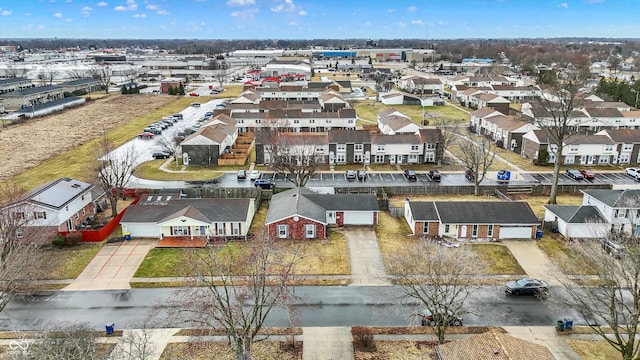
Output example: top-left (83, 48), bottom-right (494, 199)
top-left (5, 65), bottom-right (28, 78)
top-left (108, 327), bottom-right (156, 360)
top-left (166, 232), bottom-right (303, 360)
top-left (551, 202), bottom-right (640, 360)
top-left (0, 184), bottom-right (53, 315)
top-left (88, 63), bottom-right (112, 93)
top-left (94, 134), bottom-right (137, 217)
top-left (534, 72), bottom-right (587, 204)
top-left (457, 136), bottom-right (496, 196)
top-left (14, 321), bottom-right (99, 360)
top-left (608, 56), bottom-right (622, 74)
top-left (66, 68), bottom-right (89, 81)
top-left (215, 68), bottom-right (228, 88)
top-left (431, 117), bottom-right (459, 165)
top-left (122, 67), bottom-right (140, 87)
top-left (154, 135), bottom-right (181, 165)
top-left (269, 132), bottom-right (323, 187)
top-left (36, 65), bottom-right (58, 85)
top-left (385, 241), bottom-right (482, 344)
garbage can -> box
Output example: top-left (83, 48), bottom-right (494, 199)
top-left (105, 323), bottom-right (115, 335)
top-left (124, 232), bottom-right (131, 241)
top-left (564, 319), bottom-right (573, 330)
top-left (536, 230), bottom-right (543, 239)
top-left (556, 320), bottom-right (565, 332)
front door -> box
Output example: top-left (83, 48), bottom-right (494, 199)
top-left (588, 155), bottom-right (594, 165)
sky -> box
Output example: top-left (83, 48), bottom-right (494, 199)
top-left (0, 0), bottom-right (639, 40)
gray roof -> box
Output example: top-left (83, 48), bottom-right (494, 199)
top-left (0, 77), bottom-right (30, 85)
top-left (1, 84), bottom-right (63, 97)
top-left (408, 201), bottom-right (438, 221)
top-left (59, 78), bottom-right (101, 86)
top-left (328, 129), bottom-right (371, 143)
top-left (544, 205), bottom-right (606, 223)
top-left (407, 201), bottom-right (539, 224)
top-left (120, 198), bottom-right (251, 223)
top-left (581, 189), bottom-right (640, 208)
top-left (24, 177), bottom-right (94, 210)
top-left (265, 188), bottom-right (378, 224)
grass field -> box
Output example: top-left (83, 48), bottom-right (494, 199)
top-left (351, 100), bottom-right (470, 125)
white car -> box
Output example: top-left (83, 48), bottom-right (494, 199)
top-left (249, 170), bottom-right (261, 180)
top-left (625, 168), bottom-right (640, 180)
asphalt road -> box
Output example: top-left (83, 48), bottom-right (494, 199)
top-left (0, 286), bottom-right (583, 330)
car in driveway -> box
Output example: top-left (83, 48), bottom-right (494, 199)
top-left (237, 170), bottom-right (247, 180)
top-left (137, 132), bottom-right (155, 139)
top-left (418, 309), bottom-right (463, 327)
top-left (152, 152), bottom-right (171, 160)
top-left (579, 169), bottom-right (595, 180)
top-left (404, 170), bottom-right (417, 182)
top-left (625, 167), bottom-right (640, 181)
top-left (255, 179), bottom-right (275, 189)
top-left (566, 169), bottom-right (584, 180)
top-left (601, 239), bottom-right (625, 259)
top-left (504, 278), bottom-right (549, 296)
top-left (428, 170), bottom-right (441, 182)
top-left (249, 170), bottom-right (261, 180)
top-left (346, 170), bottom-right (357, 181)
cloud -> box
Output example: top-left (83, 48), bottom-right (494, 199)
top-left (559, 2), bottom-right (569, 8)
top-left (398, 21), bottom-right (407, 28)
top-left (114, 0), bottom-right (137, 11)
top-left (411, 19), bottom-right (424, 25)
top-left (387, 9), bottom-right (396, 13)
top-left (80, 6), bottom-right (92, 16)
top-left (298, 10), bottom-right (306, 16)
top-left (407, 6), bottom-right (417, 11)
top-left (156, 9), bottom-right (169, 15)
top-left (1, 10), bottom-right (12, 16)
top-left (363, 20), bottom-right (371, 27)
top-left (585, 0), bottom-right (604, 3)
top-left (65, 18), bottom-right (72, 22)
top-left (146, 4), bottom-right (158, 10)
top-left (288, 21), bottom-right (297, 26)
top-left (97, 2), bottom-right (108, 6)
top-left (226, 0), bottom-right (255, 6)
top-left (438, 20), bottom-right (447, 25)
top-left (53, 12), bottom-right (64, 18)
top-left (24, 13), bottom-right (32, 16)
top-left (132, 13), bottom-right (146, 18)
top-left (270, 0), bottom-right (304, 14)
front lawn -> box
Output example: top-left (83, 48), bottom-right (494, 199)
top-left (34, 243), bottom-right (103, 280)
top-left (134, 160), bottom-right (225, 181)
top-left (469, 244), bottom-right (526, 275)
top-left (536, 234), bottom-right (597, 275)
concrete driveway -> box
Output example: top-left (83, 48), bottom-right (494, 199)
top-left (344, 227), bottom-right (390, 286)
top-left (63, 239), bottom-right (155, 291)
top-left (501, 240), bottom-right (563, 286)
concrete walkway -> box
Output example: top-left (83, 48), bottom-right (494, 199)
top-left (503, 326), bottom-right (583, 360)
top-left (501, 240), bottom-right (564, 286)
top-left (302, 327), bottom-right (353, 360)
top-left (344, 228), bottom-right (390, 286)
top-left (63, 239), bottom-right (155, 291)
top-left (108, 328), bottom-right (180, 360)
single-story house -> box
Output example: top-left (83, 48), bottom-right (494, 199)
top-left (543, 205), bottom-right (608, 240)
top-left (435, 331), bottom-right (554, 360)
top-left (120, 194), bottom-right (256, 247)
top-left (265, 187), bottom-right (379, 240)
top-left (404, 200), bottom-right (539, 240)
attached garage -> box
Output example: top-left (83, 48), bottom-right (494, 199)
top-left (120, 223), bottom-right (159, 238)
top-left (343, 211), bottom-right (375, 225)
top-left (498, 226), bottom-right (532, 239)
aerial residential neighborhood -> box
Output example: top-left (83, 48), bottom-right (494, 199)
top-left (1, 1), bottom-right (640, 359)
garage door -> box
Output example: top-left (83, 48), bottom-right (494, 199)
top-left (499, 226), bottom-right (532, 239)
top-left (343, 211), bottom-right (373, 225)
top-left (123, 223), bottom-right (158, 238)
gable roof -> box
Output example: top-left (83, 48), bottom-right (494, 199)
top-left (544, 205), bottom-right (606, 223)
top-left (435, 201), bottom-right (538, 224)
top-left (581, 189), bottom-right (640, 208)
top-left (417, 128), bottom-right (442, 143)
top-left (471, 107), bottom-right (502, 118)
top-left (328, 129), bottom-right (371, 143)
top-left (408, 201), bottom-right (439, 221)
top-left (598, 129), bottom-right (640, 143)
top-left (583, 107), bottom-right (624, 118)
top-left (21, 177), bottom-right (94, 210)
top-left (265, 187), bottom-right (378, 225)
top-left (435, 331), bottom-right (554, 360)
top-left (121, 198), bottom-right (251, 223)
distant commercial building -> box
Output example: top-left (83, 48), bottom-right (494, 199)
top-left (160, 77), bottom-right (185, 93)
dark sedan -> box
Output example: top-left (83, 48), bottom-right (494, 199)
top-left (418, 309), bottom-right (463, 327)
top-left (566, 169), bottom-right (584, 180)
top-left (504, 278), bottom-right (549, 296)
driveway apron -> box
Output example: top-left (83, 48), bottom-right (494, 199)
top-left (302, 327), bottom-right (354, 360)
top-left (63, 239), bottom-right (155, 291)
top-left (345, 228), bottom-right (390, 286)
top-left (501, 240), bottom-right (563, 286)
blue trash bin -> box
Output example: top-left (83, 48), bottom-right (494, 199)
top-left (124, 232), bottom-right (131, 241)
top-left (105, 323), bottom-right (115, 335)
top-left (536, 230), bottom-right (543, 239)
top-left (564, 319), bottom-right (573, 330)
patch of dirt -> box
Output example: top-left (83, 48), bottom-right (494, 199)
top-left (354, 340), bottom-right (436, 360)
top-left (0, 94), bottom-right (176, 182)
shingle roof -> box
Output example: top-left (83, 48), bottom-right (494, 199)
top-left (584, 107), bottom-right (624, 118)
top-left (408, 201), bottom-right (439, 221)
top-left (435, 331), bottom-right (554, 360)
top-left (328, 129), bottom-right (371, 143)
top-left (564, 134), bottom-right (616, 145)
top-left (372, 133), bottom-right (422, 144)
top-left (264, 187), bottom-right (379, 225)
top-left (600, 129), bottom-right (640, 143)
top-left (0, 85), bottom-right (62, 97)
top-left (431, 201), bottom-right (539, 224)
top-left (581, 189), bottom-right (640, 208)
top-left (121, 198), bottom-right (251, 223)
top-left (544, 205), bottom-right (606, 223)
top-left (417, 128), bottom-right (442, 143)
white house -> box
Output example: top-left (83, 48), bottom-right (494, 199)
top-left (377, 108), bottom-right (422, 135)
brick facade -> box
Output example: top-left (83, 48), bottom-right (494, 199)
top-left (268, 216), bottom-right (326, 240)
top-left (61, 201), bottom-right (99, 232)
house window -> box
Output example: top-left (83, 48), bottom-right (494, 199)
top-left (623, 144), bottom-right (633, 152)
top-left (81, 195), bottom-right (85, 201)
top-left (425, 143), bottom-right (436, 150)
top-left (76, 214), bottom-right (80, 219)
top-left (569, 145), bottom-right (579, 152)
top-left (215, 223), bottom-right (225, 235)
top-left (377, 145), bottom-right (385, 151)
top-left (354, 154), bottom-right (363, 163)
top-left (337, 144), bottom-right (346, 151)
top-left (82, 209), bottom-right (86, 216)
top-left (173, 226), bottom-right (190, 236)
top-left (564, 156), bottom-right (575, 164)
top-left (336, 154), bottom-right (346, 163)
top-left (15, 229), bottom-right (24, 239)
top-left (355, 144), bottom-right (363, 151)
top-left (375, 155), bottom-right (385, 163)
top-left (487, 225), bottom-right (494, 237)
top-left (616, 209), bottom-right (628, 218)
top-left (305, 224), bottom-right (315, 238)
top-left (423, 223), bottom-right (429, 234)
top-left (232, 223), bottom-right (240, 235)
top-left (408, 154), bottom-right (418, 163)
top-left (604, 145), bottom-right (614, 152)
top-left (472, 225), bottom-right (478, 237)
top-left (316, 147), bottom-right (324, 152)
top-left (65, 206), bottom-right (69, 211)
top-left (309, 119), bottom-right (315, 123)
top-left (278, 225), bottom-right (288, 238)
top-left (33, 212), bottom-right (46, 219)
top-left (444, 224), bottom-right (450, 233)
top-left (293, 119), bottom-right (300, 124)
top-left (326, 119), bottom-right (332, 124)
top-left (599, 156), bottom-right (609, 164)
top-left (411, 145), bottom-right (419, 151)
top-left (620, 154), bottom-right (630, 163)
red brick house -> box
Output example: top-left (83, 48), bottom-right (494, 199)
top-left (160, 77), bottom-right (186, 93)
top-left (265, 188), bottom-right (379, 240)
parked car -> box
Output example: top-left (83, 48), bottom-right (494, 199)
top-left (137, 132), bottom-right (154, 139)
top-left (255, 179), bottom-right (275, 189)
top-left (357, 170), bottom-right (367, 181)
top-left (504, 278), bottom-right (549, 296)
top-left (601, 239), bottom-right (625, 259)
top-left (237, 170), bottom-right (247, 180)
top-left (152, 152), bottom-right (171, 160)
top-left (249, 170), bottom-right (261, 180)
top-left (189, 92), bottom-right (199, 97)
top-left (566, 169), bottom-right (584, 180)
top-left (346, 170), bottom-right (357, 181)
top-left (204, 112), bottom-right (214, 117)
top-left (418, 309), bottom-right (463, 327)
top-left (625, 167), bottom-right (640, 181)
top-left (172, 113), bottom-right (183, 120)
top-left (404, 170), bottom-right (417, 182)
top-left (190, 102), bottom-right (201, 107)
top-left (464, 169), bottom-right (475, 182)
top-left (579, 169), bottom-right (595, 180)
top-left (144, 127), bottom-right (162, 135)
top-left (215, 103), bottom-right (226, 108)
top-left (428, 170), bottom-right (441, 182)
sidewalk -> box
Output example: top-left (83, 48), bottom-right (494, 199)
top-left (302, 327), bottom-right (353, 360)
